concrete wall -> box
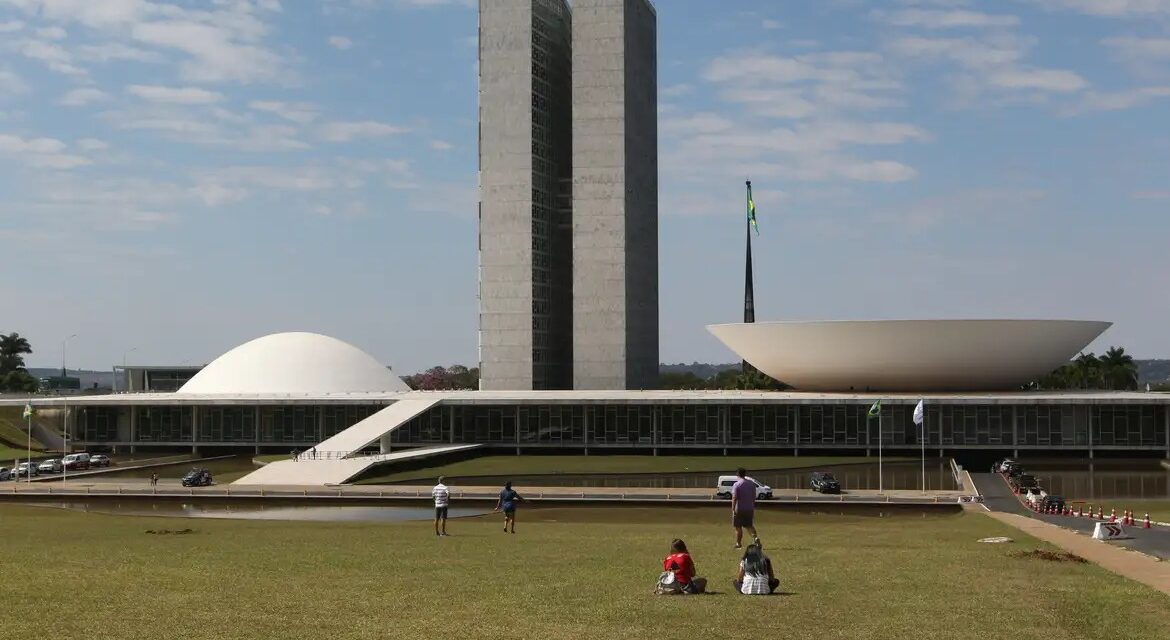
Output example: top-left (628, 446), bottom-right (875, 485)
top-left (479, 0), bottom-right (537, 391)
top-left (479, 0), bottom-right (574, 391)
top-left (571, 0), bottom-right (658, 390)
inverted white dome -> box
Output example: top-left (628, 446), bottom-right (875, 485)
top-left (178, 332), bottom-right (410, 394)
top-left (708, 319), bottom-right (1111, 391)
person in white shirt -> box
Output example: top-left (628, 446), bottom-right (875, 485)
top-left (733, 543), bottom-right (779, 595)
top-left (432, 477), bottom-right (451, 537)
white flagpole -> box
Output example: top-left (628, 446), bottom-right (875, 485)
top-left (25, 406), bottom-right (32, 484)
top-left (920, 409), bottom-right (926, 494)
top-left (878, 407), bottom-right (883, 494)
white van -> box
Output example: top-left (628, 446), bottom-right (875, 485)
top-left (715, 475), bottom-right (773, 500)
top-left (62, 453), bottom-right (90, 471)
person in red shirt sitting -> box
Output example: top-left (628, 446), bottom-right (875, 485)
top-left (659, 539), bottom-right (707, 594)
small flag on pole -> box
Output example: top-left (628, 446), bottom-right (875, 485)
top-left (867, 399), bottom-right (881, 418)
top-left (747, 182), bottom-right (759, 236)
top-left (22, 403), bottom-right (35, 420)
top-left (913, 400), bottom-right (924, 426)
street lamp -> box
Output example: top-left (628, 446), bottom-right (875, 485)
top-left (61, 333), bottom-right (77, 379)
top-left (121, 347), bottom-right (137, 393)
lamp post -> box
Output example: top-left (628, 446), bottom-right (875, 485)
top-left (61, 334), bottom-right (77, 379)
top-left (122, 347), bottom-right (137, 393)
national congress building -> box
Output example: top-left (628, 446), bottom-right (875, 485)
top-left (478, 0), bottom-right (659, 391)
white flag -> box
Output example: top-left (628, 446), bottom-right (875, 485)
top-left (912, 400), bottom-right (924, 426)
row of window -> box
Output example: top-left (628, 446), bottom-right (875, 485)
top-left (390, 404), bottom-right (1170, 448)
top-left (74, 405), bottom-right (385, 444)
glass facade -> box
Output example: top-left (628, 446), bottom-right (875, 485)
top-left (389, 402), bottom-right (1170, 451)
top-left (74, 401), bottom-right (1169, 451)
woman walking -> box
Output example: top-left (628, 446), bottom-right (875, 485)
top-left (494, 481), bottom-right (524, 533)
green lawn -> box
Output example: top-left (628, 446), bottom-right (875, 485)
top-left (0, 445), bottom-right (48, 463)
top-left (357, 454), bottom-right (908, 484)
top-left (0, 505), bottom-right (1164, 639)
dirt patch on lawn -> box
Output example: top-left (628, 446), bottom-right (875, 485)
top-left (1013, 549), bottom-right (1087, 563)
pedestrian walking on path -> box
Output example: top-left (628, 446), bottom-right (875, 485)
top-left (150, 473), bottom-right (158, 487)
top-left (432, 476), bottom-right (450, 537)
top-left (731, 468), bottom-right (760, 549)
top-left (494, 481), bottom-right (524, 534)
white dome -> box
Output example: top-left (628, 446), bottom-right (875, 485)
top-left (178, 332), bottom-right (410, 395)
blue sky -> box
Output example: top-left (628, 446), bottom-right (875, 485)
top-left (2, 0), bottom-right (1169, 374)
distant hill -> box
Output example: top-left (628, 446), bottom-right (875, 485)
top-left (660, 362), bottom-right (739, 380)
top-left (1137, 360), bottom-right (1170, 385)
top-left (27, 368), bottom-right (114, 390)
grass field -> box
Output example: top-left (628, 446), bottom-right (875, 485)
top-left (357, 454), bottom-right (908, 484)
top-left (0, 504), bottom-right (1165, 639)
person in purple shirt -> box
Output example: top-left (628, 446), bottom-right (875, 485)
top-left (731, 467), bottom-right (760, 549)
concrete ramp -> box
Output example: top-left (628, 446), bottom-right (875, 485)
top-left (233, 444), bottom-right (481, 486)
top-left (315, 397), bottom-right (441, 455)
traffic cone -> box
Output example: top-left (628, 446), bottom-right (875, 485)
top-left (1124, 510), bottom-right (1132, 525)
top-left (1097, 507), bottom-right (1104, 520)
top-left (1144, 513), bottom-right (1151, 529)
top-left (1077, 505), bottom-right (1083, 517)
top-left (1110, 508), bottom-right (1117, 522)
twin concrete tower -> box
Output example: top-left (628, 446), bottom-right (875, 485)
top-left (478, 0), bottom-right (659, 391)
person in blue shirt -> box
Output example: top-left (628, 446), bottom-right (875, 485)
top-left (494, 481), bottom-right (524, 533)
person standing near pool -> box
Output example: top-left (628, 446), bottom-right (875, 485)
top-left (432, 476), bottom-right (450, 537)
top-left (731, 467), bottom-right (759, 549)
top-left (494, 481), bottom-right (524, 533)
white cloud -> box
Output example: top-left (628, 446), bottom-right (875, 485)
top-left (1029, 0), bottom-right (1170, 17)
top-left (248, 99), bottom-right (319, 124)
top-left (1103, 36), bottom-right (1170, 59)
top-left (328, 35), bottom-right (353, 49)
top-left (13, 38), bottom-right (87, 76)
top-left (78, 42), bottom-right (162, 63)
top-left (873, 9), bottom-right (1020, 29)
top-left (661, 83), bottom-right (693, 97)
top-left (0, 69), bottom-right (29, 97)
top-left (660, 112), bottom-right (735, 135)
top-left (127, 84), bottom-right (225, 104)
top-left (76, 138), bottom-right (109, 151)
top-left (0, 20), bottom-right (25, 32)
top-left (987, 67), bottom-right (1087, 92)
top-left (761, 19), bottom-right (781, 30)
top-left (429, 139), bottom-right (453, 151)
top-left (0, 133), bottom-right (91, 169)
top-left (1071, 86), bottom-right (1170, 112)
top-left (59, 87), bottom-right (110, 106)
top-left (318, 120), bottom-right (410, 142)
top-left (35, 25), bottom-right (66, 39)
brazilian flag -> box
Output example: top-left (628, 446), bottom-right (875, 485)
top-left (747, 182), bottom-right (759, 236)
top-left (867, 399), bottom-right (882, 418)
top-left (22, 403), bottom-right (35, 420)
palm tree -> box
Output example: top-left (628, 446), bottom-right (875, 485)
top-left (0, 332), bottom-right (33, 375)
top-left (1099, 346), bottom-right (1138, 390)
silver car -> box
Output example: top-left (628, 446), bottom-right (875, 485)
top-left (38, 459), bottom-right (63, 474)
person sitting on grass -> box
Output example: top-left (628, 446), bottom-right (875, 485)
top-left (733, 542), bottom-right (779, 595)
top-left (657, 538), bottom-right (707, 594)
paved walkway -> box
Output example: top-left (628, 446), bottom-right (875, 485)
top-left (233, 444), bottom-right (482, 485)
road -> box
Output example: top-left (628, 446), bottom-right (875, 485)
top-left (970, 472), bottom-right (1170, 561)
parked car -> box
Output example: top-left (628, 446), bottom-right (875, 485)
top-left (1040, 495), bottom-right (1066, 512)
top-left (15, 462), bottom-right (39, 478)
top-left (181, 468), bottom-right (214, 488)
top-left (89, 454), bottom-right (111, 468)
top-left (1009, 474), bottom-right (1038, 491)
top-left (37, 459), bottom-right (63, 474)
top-left (994, 459), bottom-right (1017, 474)
top-left (1024, 486), bottom-right (1047, 507)
top-left (810, 471), bottom-right (842, 494)
top-left (0, 467), bottom-right (11, 481)
top-left (715, 475), bottom-right (773, 500)
top-left (62, 453), bottom-right (90, 471)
